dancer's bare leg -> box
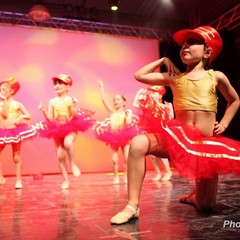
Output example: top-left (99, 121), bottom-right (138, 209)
top-left (160, 158), bottom-right (172, 181)
top-left (64, 133), bottom-right (80, 177)
top-left (12, 143), bottom-right (22, 189)
top-left (112, 150), bottom-right (120, 184)
top-left (111, 133), bottom-right (168, 224)
top-left (152, 156), bottom-right (162, 181)
top-left (179, 175), bottom-right (218, 212)
top-left (0, 146), bottom-right (6, 185)
top-left (122, 144), bottom-right (129, 183)
top-left (55, 139), bottom-right (69, 189)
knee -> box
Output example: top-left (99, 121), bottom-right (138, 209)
top-left (129, 135), bottom-right (148, 156)
top-left (112, 153), bottom-right (118, 165)
top-left (13, 155), bottom-right (21, 164)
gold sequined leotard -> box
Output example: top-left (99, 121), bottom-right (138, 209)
top-left (51, 97), bottom-right (72, 123)
top-left (110, 111), bottom-right (126, 131)
top-left (172, 69), bottom-right (218, 112)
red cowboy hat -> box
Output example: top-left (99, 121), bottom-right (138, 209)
top-left (52, 73), bottom-right (73, 86)
top-left (173, 25), bottom-right (223, 62)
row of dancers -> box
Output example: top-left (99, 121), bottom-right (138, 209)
top-left (0, 72), bottom-right (171, 189)
top-left (1, 25), bottom-right (240, 226)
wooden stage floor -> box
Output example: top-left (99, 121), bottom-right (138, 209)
top-left (0, 171), bottom-right (239, 239)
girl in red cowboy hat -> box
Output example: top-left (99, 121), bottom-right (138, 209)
top-left (38, 74), bottom-right (95, 189)
top-left (93, 80), bottom-right (138, 184)
top-left (111, 26), bottom-right (240, 224)
top-left (133, 85), bottom-right (173, 181)
top-left (0, 77), bottom-right (36, 189)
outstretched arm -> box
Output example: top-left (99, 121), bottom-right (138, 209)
top-left (97, 80), bottom-right (114, 113)
top-left (134, 57), bottom-right (180, 86)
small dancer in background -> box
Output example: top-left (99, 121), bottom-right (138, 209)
top-left (133, 86), bottom-right (173, 181)
top-left (39, 74), bottom-right (95, 189)
top-left (93, 80), bottom-right (138, 184)
top-left (0, 77), bottom-right (36, 189)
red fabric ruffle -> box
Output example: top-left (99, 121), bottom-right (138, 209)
top-left (37, 109), bottom-right (95, 139)
top-left (137, 96), bottom-right (240, 180)
top-left (0, 124), bottom-right (37, 144)
top-left (93, 115), bottom-right (139, 150)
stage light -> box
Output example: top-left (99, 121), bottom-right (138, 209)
top-left (29, 3), bottom-right (51, 21)
top-left (109, 0), bottom-right (120, 11)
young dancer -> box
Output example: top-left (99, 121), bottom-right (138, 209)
top-left (133, 86), bottom-right (173, 181)
top-left (0, 77), bottom-right (36, 189)
top-left (39, 74), bottom-right (94, 189)
top-left (93, 80), bottom-right (138, 184)
top-left (111, 26), bottom-right (240, 224)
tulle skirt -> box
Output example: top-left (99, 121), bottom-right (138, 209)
top-left (93, 116), bottom-right (139, 150)
top-left (37, 110), bottom-right (95, 139)
top-left (138, 102), bottom-right (240, 180)
top-left (0, 124), bottom-right (37, 144)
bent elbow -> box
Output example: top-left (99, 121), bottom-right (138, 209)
top-left (134, 72), bottom-right (143, 82)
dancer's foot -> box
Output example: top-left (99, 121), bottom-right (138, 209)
top-left (110, 205), bottom-right (139, 225)
top-left (72, 164), bottom-right (81, 177)
top-left (15, 181), bottom-right (22, 189)
top-left (179, 188), bottom-right (196, 206)
top-left (113, 176), bottom-right (120, 184)
top-left (0, 178), bottom-right (6, 185)
top-left (61, 181), bottom-right (69, 189)
top-left (162, 171), bottom-right (172, 181)
top-left (152, 174), bottom-right (162, 181)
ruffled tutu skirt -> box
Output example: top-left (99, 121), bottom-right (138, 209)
top-left (0, 124), bottom-right (37, 144)
top-left (93, 115), bottom-right (139, 150)
top-left (36, 109), bottom-right (95, 139)
top-left (138, 99), bottom-right (240, 180)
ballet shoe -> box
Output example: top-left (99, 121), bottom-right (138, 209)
top-left (110, 205), bottom-right (139, 225)
top-left (113, 177), bottom-right (120, 184)
top-left (72, 164), bottom-right (81, 177)
top-left (152, 174), bottom-right (162, 181)
top-left (162, 171), bottom-right (172, 181)
top-left (0, 178), bottom-right (6, 185)
top-left (61, 181), bottom-right (69, 189)
top-left (179, 188), bottom-right (196, 206)
top-left (15, 181), bottom-right (22, 189)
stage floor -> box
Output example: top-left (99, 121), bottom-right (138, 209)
top-left (0, 171), bottom-right (239, 239)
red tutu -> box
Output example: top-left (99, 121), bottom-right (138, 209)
top-left (160, 120), bottom-right (240, 180)
top-left (136, 95), bottom-right (172, 134)
top-left (0, 124), bottom-right (37, 144)
top-left (37, 109), bottom-right (95, 139)
top-left (93, 115), bottom-right (139, 150)
top-left (138, 97), bottom-right (240, 180)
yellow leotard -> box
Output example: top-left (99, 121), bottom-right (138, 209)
top-left (52, 97), bottom-right (72, 120)
top-left (5, 101), bottom-right (20, 119)
top-left (110, 111), bottom-right (126, 131)
top-left (172, 69), bottom-right (218, 112)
